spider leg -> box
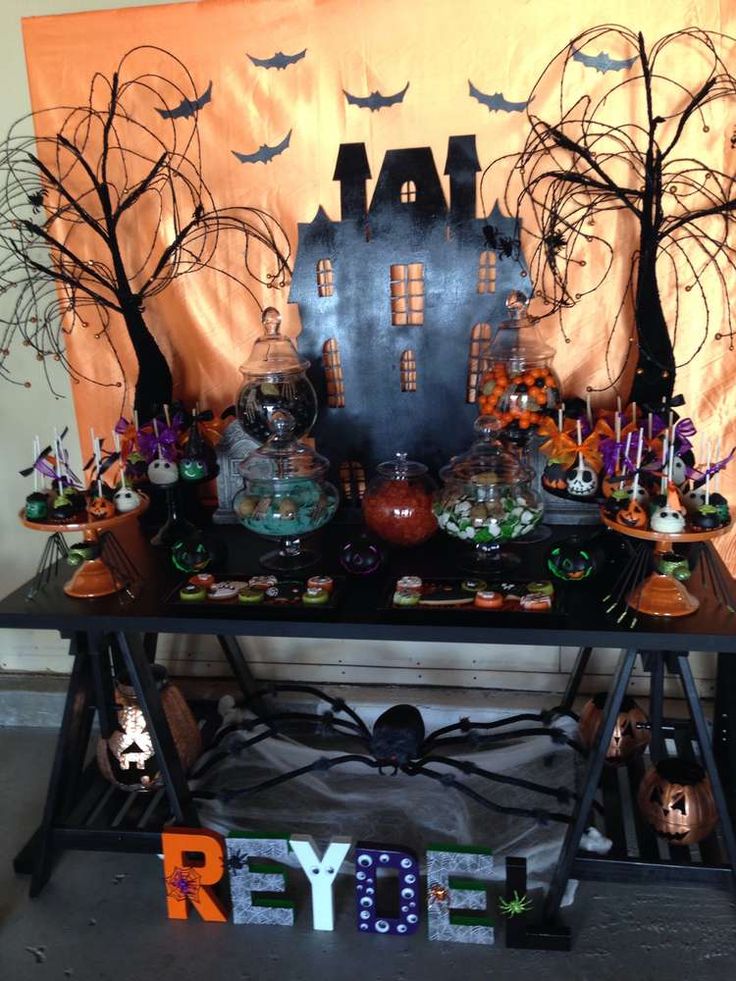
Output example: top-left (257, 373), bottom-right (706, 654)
top-left (404, 763), bottom-right (572, 825)
top-left (416, 754), bottom-right (578, 806)
top-left (197, 753), bottom-right (383, 803)
top-left (191, 713), bottom-right (368, 779)
top-left (422, 709), bottom-right (577, 753)
top-left (425, 726), bottom-right (586, 757)
top-left (240, 683), bottom-right (372, 739)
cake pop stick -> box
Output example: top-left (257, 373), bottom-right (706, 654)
top-left (647, 412), bottom-right (653, 441)
top-left (668, 440), bottom-right (675, 484)
top-left (631, 402), bottom-right (637, 428)
top-left (614, 410), bottom-right (621, 473)
top-left (163, 404), bottom-right (171, 428)
top-left (576, 418), bottom-right (583, 447)
top-left (133, 409), bottom-right (139, 432)
top-left (32, 436), bottom-right (38, 493)
top-left (715, 437), bottom-right (722, 492)
top-left (53, 427), bottom-right (62, 493)
top-left (631, 428), bottom-right (644, 499)
top-left (94, 437), bottom-right (104, 498)
top-left (705, 440), bottom-right (711, 506)
top-left (152, 418), bottom-right (162, 460)
top-left (660, 434), bottom-right (668, 494)
top-left (586, 391), bottom-right (592, 426)
top-left (623, 431), bottom-right (633, 474)
top-left (557, 403), bottom-right (564, 432)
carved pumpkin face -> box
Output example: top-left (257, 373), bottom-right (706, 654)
top-left (578, 694), bottom-right (650, 765)
top-left (546, 542), bottom-right (595, 581)
top-left (617, 499), bottom-right (648, 529)
top-left (637, 759), bottom-right (717, 845)
top-left (87, 496), bottom-right (115, 521)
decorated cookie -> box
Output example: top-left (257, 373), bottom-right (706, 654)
top-left (527, 581), bottom-right (554, 596)
top-left (474, 590), bottom-right (504, 609)
top-left (520, 593), bottom-right (553, 611)
top-left (302, 586), bottom-right (330, 606)
top-left (307, 575), bottom-right (334, 594)
top-left (393, 588), bottom-right (420, 607)
top-left (461, 578), bottom-right (488, 593)
top-left (238, 587), bottom-right (265, 604)
top-left (249, 575), bottom-right (278, 591)
top-left (397, 575), bottom-right (423, 593)
top-left (180, 583), bottom-right (206, 602)
top-left (207, 581), bottom-right (247, 601)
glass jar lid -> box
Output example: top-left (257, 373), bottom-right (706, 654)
top-left (239, 410), bottom-right (329, 481)
top-left (491, 290), bottom-right (556, 364)
top-left (440, 416), bottom-right (532, 487)
top-left (376, 452), bottom-right (428, 480)
top-left (239, 307), bottom-right (309, 379)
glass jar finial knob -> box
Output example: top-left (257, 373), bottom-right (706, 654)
top-left (262, 306), bottom-right (282, 336)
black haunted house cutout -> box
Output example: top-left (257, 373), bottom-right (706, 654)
top-left (289, 135), bottom-right (529, 488)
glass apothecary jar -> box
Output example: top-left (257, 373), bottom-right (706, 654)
top-left (362, 452), bottom-right (437, 547)
top-left (476, 291), bottom-right (561, 440)
top-left (236, 307), bottom-right (318, 443)
top-left (234, 410), bottom-right (338, 570)
top-left (434, 416), bottom-right (544, 567)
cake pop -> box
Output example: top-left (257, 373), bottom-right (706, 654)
top-left (650, 485), bottom-right (686, 534)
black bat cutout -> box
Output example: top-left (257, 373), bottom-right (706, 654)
top-left (156, 81), bottom-right (213, 120)
top-left (343, 82), bottom-right (409, 112)
top-left (231, 130), bottom-right (292, 165)
top-left (247, 49), bottom-right (307, 70)
top-left (468, 81), bottom-right (530, 113)
top-left (571, 49), bottom-right (639, 73)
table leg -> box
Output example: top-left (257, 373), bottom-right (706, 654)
top-left (88, 632), bottom-right (116, 740)
top-left (713, 652), bottom-right (736, 798)
top-left (542, 647), bottom-right (639, 923)
top-left (648, 651), bottom-right (666, 763)
top-left (673, 652), bottom-right (736, 887)
top-left (217, 635), bottom-right (265, 710)
top-left (560, 646), bottom-right (593, 714)
top-left (14, 633), bottom-right (96, 896)
top-left (114, 632), bottom-right (199, 826)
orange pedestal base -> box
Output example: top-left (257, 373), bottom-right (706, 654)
top-left (627, 572), bottom-right (700, 618)
top-left (64, 556), bottom-right (121, 598)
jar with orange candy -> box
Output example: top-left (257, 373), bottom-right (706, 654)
top-left (476, 291), bottom-right (561, 440)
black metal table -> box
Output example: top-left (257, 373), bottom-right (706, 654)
top-left (2, 519), bottom-right (736, 945)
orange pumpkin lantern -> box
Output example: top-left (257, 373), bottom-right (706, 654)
top-left (616, 499), bottom-right (649, 530)
top-left (637, 758), bottom-right (717, 845)
top-left (578, 693), bottom-right (650, 765)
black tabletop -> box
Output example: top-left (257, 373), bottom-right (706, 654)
top-left (1, 518), bottom-right (735, 651)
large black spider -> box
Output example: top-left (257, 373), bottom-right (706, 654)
top-left (191, 684), bottom-right (589, 826)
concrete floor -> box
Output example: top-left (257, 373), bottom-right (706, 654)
top-left (2, 727), bottom-right (736, 980)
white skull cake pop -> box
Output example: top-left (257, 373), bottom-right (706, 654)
top-left (113, 485), bottom-right (142, 513)
top-left (147, 458), bottom-right (179, 486)
top-left (650, 506), bottom-right (686, 533)
top-left (565, 454), bottom-right (598, 499)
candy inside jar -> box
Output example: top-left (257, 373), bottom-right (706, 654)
top-left (235, 409), bottom-right (339, 570)
top-left (435, 416), bottom-right (545, 568)
top-left (475, 291), bottom-right (560, 439)
top-left (362, 452), bottom-right (437, 547)
top-left (236, 307), bottom-right (318, 443)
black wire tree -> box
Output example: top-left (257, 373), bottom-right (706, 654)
top-left (484, 26), bottom-right (736, 406)
top-left (0, 47), bottom-right (290, 419)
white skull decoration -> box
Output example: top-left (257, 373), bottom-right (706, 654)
top-left (113, 486), bottom-right (142, 513)
top-left (650, 507), bottom-right (686, 533)
top-left (683, 487), bottom-right (707, 514)
top-left (147, 458), bottom-right (179, 486)
top-left (565, 456), bottom-right (598, 499)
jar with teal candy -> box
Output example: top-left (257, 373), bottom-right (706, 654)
top-left (234, 410), bottom-right (338, 570)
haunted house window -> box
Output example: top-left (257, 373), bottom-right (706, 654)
top-left (323, 337), bottom-right (345, 408)
top-left (390, 263), bottom-right (425, 326)
top-left (400, 180), bottom-right (417, 204)
top-left (477, 251), bottom-right (497, 294)
top-left (466, 322), bottom-right (492, 402)
top-left (339, 460), bottom-right (366, 504)
top-left (400, 349), bottom-right (417, 391)
top-left (317, 258), bottom-right (334, 297)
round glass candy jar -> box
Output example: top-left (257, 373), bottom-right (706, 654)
top-left (434, 416), bottom-right (543, 564)
top-left (236, 306), bottom-right (318, 443)
top-left (476, 291), bottom-right (560, 439)
top-left (362, 453), bottom-right (438, 547)
top-left (234, 410), bottom-right (338, 570)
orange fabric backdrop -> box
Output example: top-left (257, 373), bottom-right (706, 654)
top-left (21, 0), bottom-right (736, 569)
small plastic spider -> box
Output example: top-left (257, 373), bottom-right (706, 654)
top-left (498, 891), bottom-right (533, 918)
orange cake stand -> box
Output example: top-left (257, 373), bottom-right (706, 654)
top-left (20, 494), bottom-right (149, 598)
top-left (601, 511), bottom-right (733, 617)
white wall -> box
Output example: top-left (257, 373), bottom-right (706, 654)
top-left (0, 1), bottom-right (712, 700)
